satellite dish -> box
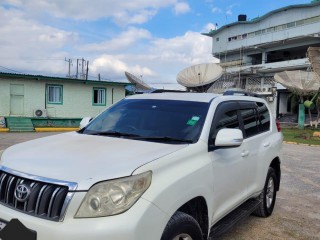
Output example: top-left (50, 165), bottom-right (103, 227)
top-left (274, 70), bottom-right (320, 96)
top-left (308, 47), bottom-right (320, 78)
top-left (125, 71), bottom-right (152, 91)
top-left (177, 63), bottom-right (223, 92)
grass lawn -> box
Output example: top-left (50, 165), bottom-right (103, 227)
top-left (282, 128), bottom-right (320, 145)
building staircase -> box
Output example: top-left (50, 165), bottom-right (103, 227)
top-left (6, 117), bottom-right (35, 132)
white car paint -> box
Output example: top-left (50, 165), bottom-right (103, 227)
top-left (0, 93), bottom-right (283, 240)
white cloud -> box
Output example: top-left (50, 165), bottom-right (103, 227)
top-left (90, 54), bottom-right (155, 79)
top-left (83, 27), bottom-right (152, 52)
top-left (202, 23), bottom-right (216, 32)
top-left (2, 0), bottom-right (178, 24)
top-left (174, 2), bottom-right (190, 15)
top-left (87, 29), bottom-right (216, 84)
top-left (0, 6), bottom-right (78, 74)
top-left (212, 7), bottom-right (222, 13)
top-left (0, 1), bottom-right (218, 89)
top-left (225, 4), bottom-right (239, 16)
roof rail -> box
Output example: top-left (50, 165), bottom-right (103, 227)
top-left (223, 90), bottom-right (260, 98)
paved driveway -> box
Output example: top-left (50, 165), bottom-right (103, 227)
top-left (0, 132), bottom-right (319, 239)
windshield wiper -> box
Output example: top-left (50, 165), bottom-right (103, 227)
top-left (89, 130), bottom-right (141, 137)
top-left (135, 136), bottom-right (194, 143)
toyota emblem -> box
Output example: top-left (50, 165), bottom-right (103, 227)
top-left (14, 184), bottom-right (31, 202)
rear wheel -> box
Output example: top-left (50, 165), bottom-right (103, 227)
top-left (161, 211), bottom-right (203, 240)
top-left (254, 167), bottom-right (277, 217)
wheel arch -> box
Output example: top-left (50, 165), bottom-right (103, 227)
top-left (176, 196), bottom-right (209, 239)
top-left (270, 157), bottom-right (281, 191)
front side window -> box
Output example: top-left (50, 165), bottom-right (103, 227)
top-left (82, 99), bottom-right (210, 144)
top-left (211, 109), bottom-right (240, 143)
top-left (93, 88), bottom-right (106, 106)
top-left (47, 85), bottom-right (63, 104)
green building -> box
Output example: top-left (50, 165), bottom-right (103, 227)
top-left (0, 72), bottom-right (131, 131)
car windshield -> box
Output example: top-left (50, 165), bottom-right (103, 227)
top-left (81, 98), bottom-right (210, 144)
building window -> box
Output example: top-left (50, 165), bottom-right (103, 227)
top-left (216, 37), bottom-right (219, 42)
top-left (287, 22), bottom-right (295, 28)
top-left (93, 88), bottom-right (106, 106)
top-left (47, 85), bottom-right (63, 104)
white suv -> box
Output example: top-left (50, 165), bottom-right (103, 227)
top-left (0, 92), bottom-right (282, 240)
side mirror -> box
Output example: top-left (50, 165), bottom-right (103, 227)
top-left (215, 128), bottom-right (243, 147)
top-left (79, 117), bottom-right (93, 129)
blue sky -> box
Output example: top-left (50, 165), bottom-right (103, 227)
top-left (0, 0), bottom-right (312, 89)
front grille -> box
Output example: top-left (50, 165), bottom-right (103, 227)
top-left (0, 168), bottom-right (76, 222)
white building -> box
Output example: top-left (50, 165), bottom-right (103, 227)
top-left (203, 1), bottom-right (320, 117)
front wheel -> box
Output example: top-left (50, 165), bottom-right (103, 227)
top-left (161, 211), bottom-right (203, 240)
top-left (254, 167), bottom-right (277, 217)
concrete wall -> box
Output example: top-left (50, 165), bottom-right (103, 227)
top-left (0, 78), bottom-right (126, 118)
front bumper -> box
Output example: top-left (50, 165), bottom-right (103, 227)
top-left (0, 192), bottom-right (167, 240)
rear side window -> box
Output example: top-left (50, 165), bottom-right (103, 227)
top-left (257, 102), bottom-right (270, 132)
top-left (240, 109), bottom-right (259, 138)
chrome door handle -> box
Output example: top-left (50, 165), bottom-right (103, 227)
top-left (241, 150), bottom-right (249, 157)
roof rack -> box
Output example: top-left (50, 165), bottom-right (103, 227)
top-left (150, 89), bottom-right (187, 93)
top-left (223, 90), bottom-right (260, 98)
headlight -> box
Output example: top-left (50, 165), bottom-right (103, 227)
top-left (75, 171), bottom-right (152, 218)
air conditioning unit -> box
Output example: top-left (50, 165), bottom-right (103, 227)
top-left (34, 109), bottom-right (47, 117)
top-left (267, 96), bottom-right (274, 102)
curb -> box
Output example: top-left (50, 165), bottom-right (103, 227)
top-left (283, 141), bottom-right (320, 147)
top-left (0, 128), bottom-right (9, 132)
top-left (35, 128), bottom-right (79, 132)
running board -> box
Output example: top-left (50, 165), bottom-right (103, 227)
top-left (209, 198), bottom-right (261, 239)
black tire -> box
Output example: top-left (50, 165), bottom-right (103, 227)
top-left (161, 211), bottom-right (203, 240)
top-left (254, 167), bottom-right (277, 217)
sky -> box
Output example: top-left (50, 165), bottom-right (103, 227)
top-left (0, 0), bottom-right (312, 89)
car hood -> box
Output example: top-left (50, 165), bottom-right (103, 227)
top-left (1, 132), bottom-right (187, 190)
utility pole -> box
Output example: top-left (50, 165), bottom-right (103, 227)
top-left (86, 60), bottom-right (89, 80)
top-left (76, 59), bottom-right (79, 79)
top-left (65, 58), bottom-right (72, 78)
top-left (65, 57), bottom-right (89, 79)
top-left (81, 58), bottom-right (85, 79)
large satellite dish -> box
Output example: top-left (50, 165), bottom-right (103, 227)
top-left (125, 71), bottom-right (152, 91)
top-left (274, 70), bottom-right (320, 96)
top-left (308, 47), bottom-right (320, 78)
top-left (177, 63), bottom-right (223, 92)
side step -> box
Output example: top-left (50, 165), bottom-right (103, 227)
top-left (209, 198), bottom-right (261, 239)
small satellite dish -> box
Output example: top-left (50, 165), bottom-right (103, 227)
top-left (125, 71), bottom-right (152, 91)
top-left (177, 63), bottom-right (223, 92)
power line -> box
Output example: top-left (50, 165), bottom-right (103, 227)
top-left (0, 65), bottom-right (23, 74)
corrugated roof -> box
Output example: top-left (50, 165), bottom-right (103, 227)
top-left (0, 72), bottom-right (133, 86)
top-left (203, 1), bottom-right (320, 37)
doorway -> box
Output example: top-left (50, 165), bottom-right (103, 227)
top-left (10, 84), bottom-right (24, 116)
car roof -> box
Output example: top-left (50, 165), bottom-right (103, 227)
top-left (126, 92), bottom-right (220, 103)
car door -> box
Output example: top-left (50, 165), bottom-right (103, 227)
top-left (238, 101), bottom-right (272, 196)
top-left (208, 101), bottom-right (249, 221)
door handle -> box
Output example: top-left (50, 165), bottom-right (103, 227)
top-left (241, 150), bottom-right (249, 157)
top-left (263, 142), bottom-right (270, 147)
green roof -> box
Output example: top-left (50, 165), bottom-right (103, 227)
top-left (0, 72), bottom-right (133, 86)
top-left (203, 1), bottom-right (320, 37)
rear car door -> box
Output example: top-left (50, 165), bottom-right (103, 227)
top-left (208, 101), bottom-right (248, 220)
top-left (238, 101), bottom-right (272, 196)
